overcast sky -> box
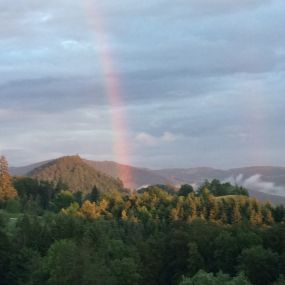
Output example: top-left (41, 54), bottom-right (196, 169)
top-left (1, 0), bottom-right (285, 169)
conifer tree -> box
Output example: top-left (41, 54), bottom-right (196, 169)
top-left (231, 201), bottom-right (242, 224)
top-left (0, 156), bottom-right (17, 203)
top-left (209, 201), bottom-right (219, 222)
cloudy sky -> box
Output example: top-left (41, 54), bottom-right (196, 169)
top-left (1, 0), bottom-right (285, 169)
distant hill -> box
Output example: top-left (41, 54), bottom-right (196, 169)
top-left (153, 167), bottom-right (226, 185)
top-left (27, 156), bottom-right (124, 194)
top-left (10, 160), bottom-right (50, 176)
top-left (247, 188), bottom-right (285, 205)
top-left (156, 166), bottom-right (285, 196)
top-left (155, 166), bottom-right (285, 204)
top-left (226, 166), bottom-right (285, 187)
top-left (84, 160), bottom-right (170, 189)
top-left (9, 157), bottom-right (285, 204)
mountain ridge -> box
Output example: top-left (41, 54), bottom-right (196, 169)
top-left (9, 156), bottom-right (285, 204)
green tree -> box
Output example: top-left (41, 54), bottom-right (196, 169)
top-left (178, 185), bottom-right (194, 197)
top-left (42, 239), bottom-right (83, 285)
top-left (9, 247), bottom-right (42, 285)
top-left (53, 191), bottom-right (75, 212)
top-left (272, 275), bottom-right (285, 285)
top-left (187, 242), bottom-right (205, 276)
top-left (213, 231), bottom-right (239, 275)
top-left (179, 270), bottom-right (252, 285)
top-left (87, 185), bottom-right (101, 202)
top-left (61, 202), bottom-right (80, 216)
top-left (111, 257), bottom-right (141, 285)
top-left (238, 246), bottom-right (280, 285)
top-left (273, 205), bottom-right (285, 223)
top-left (0, 227), bottom-right (14, 285)
top-left (73, 191), bottom-right (83, 205)
top-left (263, 224), bottom-right (285, 255)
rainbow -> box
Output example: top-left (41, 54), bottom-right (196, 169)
top-left (81, 0), bottom-right (133, 189)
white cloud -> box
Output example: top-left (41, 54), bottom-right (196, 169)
top-left (162, 131), bottom-right (177, 142)
top-left (135, 131), bottom-right (178, 147)
top-left (135, 132), bottom-right (158, 146)
top-left (225, 174), bottom-right (285, 197)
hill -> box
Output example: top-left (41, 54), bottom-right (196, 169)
top-left (9, 158), bottom-right (285, 204)
top-left (84, 160), bottom-right (170, 189)
top-left (156, 166), bottom-right (285, 196)
top-left (154, 167), bottom-right (226, 185)
top-left (28, 155), bottom-right (124, 194)
top-left (9, 160), bottom-right (50, 176)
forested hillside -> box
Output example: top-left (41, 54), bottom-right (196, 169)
top-left (1, 156), bottom-right (285, 285)
top-left (10, 157), bottom-right (285, 205)
top-left (28, 156), bottom-right (124, 194)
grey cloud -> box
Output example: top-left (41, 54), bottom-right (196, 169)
top-left (0, 77), bottom-right (107, 111)
top-left (1, 0), bottom-right (285, 168)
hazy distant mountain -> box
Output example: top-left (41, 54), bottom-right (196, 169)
top-left (9, 157), bottom-right (285, 204)
top-left (226, 166), bottom-right (285, 187)
top-left (247, 188), bottom-right (285, 205)
top-left (28, 156), bottom-right (123, 194)
top-left (10, 160), bottom-right (50, 176)
top-left (153, 167), bottom-right (226, 185)
top-left (155, 166), bottom-right (285, 204)
top-left (84, 160), bottom-right (170, 189)
top-left (156, 166), bottom-right (285, 196)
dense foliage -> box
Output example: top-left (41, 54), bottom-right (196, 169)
top-left (1, 206), bottom-right (285, 285)
top-left (180, 271), bottom-right (252, 285)
top-left (0, 156), bottom-right (285, 285)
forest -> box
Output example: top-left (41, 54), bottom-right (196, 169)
top-left (0, 156), bottom-right (285, 285)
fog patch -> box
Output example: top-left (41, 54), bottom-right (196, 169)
top-left (225, 174), bottom-right (285, 197)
